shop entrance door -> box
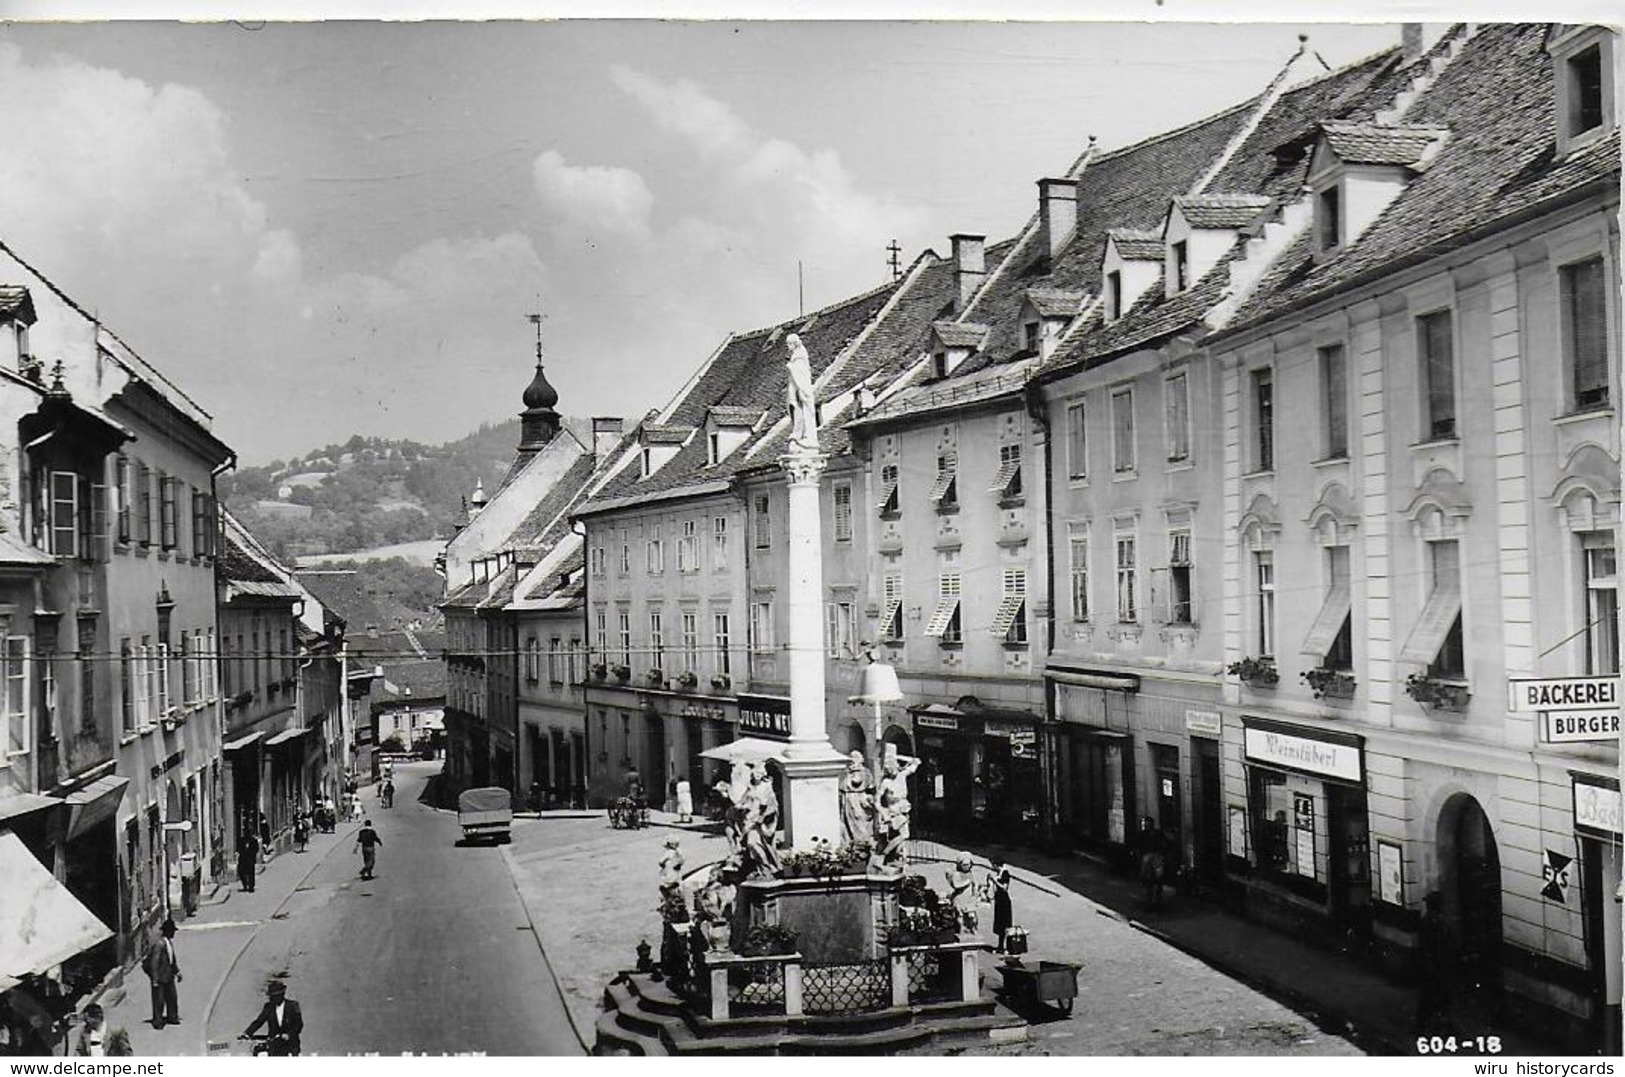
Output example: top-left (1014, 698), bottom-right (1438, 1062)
top-left (1327, 783), bottom-right (1371, 934)
top-left (644, 715), bottom-right (667, 810)
top-left (1439, 794), bottom-right (1502, 1000)
top-left (1191, 737), bottom-right (1224, 885)
top-left (917, 734), bottom-right (970, 842)
top-left (1150, 743), bottom-right (1182, 867)
top-left (1581, 836), bottom-right (1622, 1054)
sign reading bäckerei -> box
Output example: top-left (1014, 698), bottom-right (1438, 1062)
top-left (1508, 676), bottom-right (1619, 712)
top-left (1243, 724), bottom-right (1362, 783)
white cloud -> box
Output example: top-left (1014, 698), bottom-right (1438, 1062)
top-left (532, 148), bottom-right (653, 236)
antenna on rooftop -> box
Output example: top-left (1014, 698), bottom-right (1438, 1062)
top-left (886, 239), bottom-right (902, 282)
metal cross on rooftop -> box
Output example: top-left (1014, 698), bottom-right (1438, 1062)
top-left (886, 239), bottom-right (902, 282)
top-left (526, 309), bottom-right (546, 360)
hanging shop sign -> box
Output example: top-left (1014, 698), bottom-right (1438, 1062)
top-left (735, 695), bottom-right (791, 740)
top-left (1543, 710), bottom-right (1619, 743)
top-left (1573, 775), bottom-right (1622, 837)
top-left (1508, 676), bottom-right (1619, 712)
top-left (1541, 849), bottom-right (1573, 903)
top-left (1242, 719), bottom-right (1363, 784)
top-left (1185, 709), bottom-right (1222, 737)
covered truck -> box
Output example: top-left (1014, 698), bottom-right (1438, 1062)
top-left (457, 786), bottom-right (514, 844)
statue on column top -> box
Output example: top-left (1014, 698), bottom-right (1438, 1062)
top-left (784, 333), bottom-right (818, 451)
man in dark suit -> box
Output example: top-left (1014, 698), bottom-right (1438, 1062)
top-left (140, 918), bottom-right (182, 1029)
top-left (242, 982), bottom-right (302, 1056)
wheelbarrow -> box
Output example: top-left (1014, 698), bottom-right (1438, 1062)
top-left (997, 958), bottom-right (1081, 1015)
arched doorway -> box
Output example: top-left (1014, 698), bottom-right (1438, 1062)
top-left (1436, 793), bottom-right (1503, 998)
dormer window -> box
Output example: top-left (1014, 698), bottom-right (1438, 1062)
top-left (1317, 184), bottom-right (1342, 251)
top-left (933, 350), bottom-right (949, 380)
top-left (708, 432), bottom-right (720, 465)
top-left (1106, 271), bottom-right (1122, 321)
top-left (1171, 241), bottom-right (1190, 293)
top-left (1023, 322), bottom-right (1040, 354)
top-left (641, 447), bottom-right (653, 477)
top-left (1568, 44), bottom-right (1604, 137)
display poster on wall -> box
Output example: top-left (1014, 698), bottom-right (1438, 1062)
top-left (1107, 742), bottom-right (1127, 845)
top-left (1295, 827), bottom-right (1317, 878)
top-left (1377, 841), bottom-right (1403, 904)
top-left (1227, 804), bottom-right (1248, 858)
top-left (1293, 792), bottom-right (1315, 831)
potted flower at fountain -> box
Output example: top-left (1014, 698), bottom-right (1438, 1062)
top-left (738, 923), bottom-right (799, 957)
top-left (1302, 667), bottom-right (1356, 700)
top-left (1227, 655), bottom-right (1279, 688)
top-left (929, 903), bottom-right (962, 945)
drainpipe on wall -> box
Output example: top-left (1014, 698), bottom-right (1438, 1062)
top-left (1025, 379), bottom-right (1059, 851)
top-left (571, 518), bottom-right (591, 806)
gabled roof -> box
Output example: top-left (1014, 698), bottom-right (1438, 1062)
top-left (1224, 23), bottom-right (1621, 336)
top-left (932, 321), bottom-right (991, 348)
top-left (1173, 193), bottom-right (1272, 229)
top-left (1319, 121), bottom-right (1449, 167)
top-left (707, 405), bottom-right (761, 427)
top-left (641, 424), bottom-right (694, 446)
top-left (1107, 230), bottom-right (1165, 261)
top-left (1023, 288), bottom-right (1087, 319)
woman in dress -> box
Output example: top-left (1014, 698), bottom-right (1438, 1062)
top-left (989, 861), bottom-right (1013, 953)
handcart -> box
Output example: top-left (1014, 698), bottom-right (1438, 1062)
top-left (997, 958), bottom-right (1081, 1015)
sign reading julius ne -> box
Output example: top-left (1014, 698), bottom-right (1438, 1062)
top-left (1243, 725), bottom-right (1362, 783)
top-left (1508, 676), bottom-right (1619, 712)
top-left (735, 695), bottom-right (791, 739)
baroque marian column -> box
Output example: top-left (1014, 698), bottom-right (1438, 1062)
top-left (777, 333), bottom-right (849, 849)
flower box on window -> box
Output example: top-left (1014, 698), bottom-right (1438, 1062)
top-left (677, 670), bottom-right (699, 690)
top-left (590, 663), bottom-right (608, 681)
top-left (611, 664), bottom-right (631, 682)
top-left (1404, 673), bottom-right (1470, 712)
top-left (647, 668), bottom-right (665, 686)
top-left (1302, 667), bottom-right (1355, 700)
top-left (1227, 656), bottom-right (1279, 688)
top-left (710, 674), bottom-right (731, 691)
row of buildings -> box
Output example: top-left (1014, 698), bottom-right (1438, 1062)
top-left (0, 249), bottom-right (357, 1047)
top-left (439, 24), bottom-right (1618, 1048)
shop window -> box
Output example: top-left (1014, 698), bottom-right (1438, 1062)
top-left (1399, 539), bottom-right (1464, 677)
top-left (1248, 768), bottom-right (1326, 901)
top-left (1583, 532), bottom-right (1618, 675)
top-left (1302, 546), bottom-right (1353, 669)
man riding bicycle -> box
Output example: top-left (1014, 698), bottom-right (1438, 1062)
top-left (241, 981), bottom-right (302, 1056)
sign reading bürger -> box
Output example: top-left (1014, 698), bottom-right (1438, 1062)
top-left (1507, 676), bottom-right (1619, 712)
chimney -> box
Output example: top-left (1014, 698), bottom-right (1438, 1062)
top-left (592, 416), bottom-right (624, 461)
top-left (950, 234), bottom-right (986, 312)
top-left (1037, 178), bottom-right (1079, 261)
top-left (1401, 23), bottom-right (1423, 60)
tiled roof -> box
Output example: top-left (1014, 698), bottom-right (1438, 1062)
top-left (219, 534), bottom-right (284, 585)
top-left (1024, 288), bottom-right (1086, 318)
top-left (707, 405), bottom-right (761, 427)
top-left (932, 321), bottom-right (991, 348)
top-left (641, 424), bottom-right (694, 446)
top-left (1108, 230), bottom-right (1165, 261)
top-left (376, 659), bottom-right (446, 704)
top-left (1175, 194), bottom-right (1272, 229)
top-left (522, 548), bottom-right (586, 604)
top-left (0, 285), bottom-right (35, 323)
top-left (476, 568), bottom-right (518, 611)
top-left (1225, 24), bottom-right (1621, 334)
top-left (506, 453), bottom-right (598, 551)
top-left (1320, 121), bottom-right (1449, 166)
top-left (852, 359), bottom-right (1034, 427)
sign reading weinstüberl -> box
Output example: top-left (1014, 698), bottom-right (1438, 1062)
top-left (1507, 676), bottom-right (1619, 712)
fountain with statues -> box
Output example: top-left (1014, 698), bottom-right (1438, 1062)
top-left (594, 336), bottom-right (1023, 1055)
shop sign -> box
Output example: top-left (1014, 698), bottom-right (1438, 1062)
top-left (1544, 710), bottom-right (1619, 743)
top-left (916, 714), bottom-right (959, 731)
top-left (984, 720), bottom-right (1028, 739)
top-left (680, 703), bottom-right (726, 721)
top-left (149, 749), bottom-right (186, 780)
top-left (1243, 724), bottom-right (1361, 783)
top-left (1185, 709), bottom-right (1222, 737)
top-left (1541, 849), bottom-right (1573, 903)
top-left (1573, 777), bottom-right (1622, 836)
top-left (735, 695), bottom-right (791, 740)
top-left (1009, 728), bottom-right (1037, 747)
top-left (1508, 676), bottom-right (1619, 712)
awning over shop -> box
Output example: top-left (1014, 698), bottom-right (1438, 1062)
top-left (61, 776), bottom-right (128, 842)
top-left (265, 727), bottom-right (310, 747)
top-left (222, 731), bottom-right (265, 752)
top-left (1045, 665), bottom-right (1141, 692)
top-left (699, 738), bottom-right (788, 765)
top-left (0, 830), bottom-right (112, 990)
top-left (0, 792), bottom-right (58, 826)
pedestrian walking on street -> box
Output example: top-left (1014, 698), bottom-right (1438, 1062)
top-left (1138, 817), bottom-right (1168, 910)
top-left (237, 829), bottom-right (259, 892)
top-left (676, 777), bottom-right (693, 823)
top-left (293, 813), bottom-right (310, 854)
top-left (988, 861), bottom-right (1013, 953)
top-left (258, 811), bottom-right (272, 861)
top-left (141, 918), bottom-right (182, 1029)
top-left (241, 981), bottom-right (303, 1057)
top-left (355, 818), bottom-right (383, 880)
top-left (1413, 891), bottom-right (1456, 1033)
top-left (73, 1004), bottom-right (131, 1057)
top-left (382, 779), bottom-right (394, 809)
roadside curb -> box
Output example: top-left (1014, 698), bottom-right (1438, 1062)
top-left (499, 843), bottom-right (593, 1055)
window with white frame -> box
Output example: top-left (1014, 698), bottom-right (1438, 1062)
top-left (120, 638), bottom-right (134, 733)
top-left (749, 601), bottom-right (773, 653)
top-left (1069, 525), bottom-right (1089, 622)
top-left (681, 611), bottom-right (700, 672)
top-left (646, 525), bottom-right (665, 574)
top-left (1562, 256), bottom-right (1610, 412)
top-left (1417, 310), bottom-right (1456, 441)
top-left (648, 612), bottom-right (664, 670)
top-left (1582, 531), bottom-right (1618, 675)
top-left (1303, 546), bottom-right (1354, 670)
top-left (3, 633), bottom-right (27, 758)
top-left (880, 574), bottom-right (904, 642)
top-left (1255, 551), bottom-right (1276, 657)
top-left (713, 516), bottom-right (729, 571)
top-left (617, 610), bottom-right (631, 665)
top-left (1116, 533), bottom-right (1138, 623)
top-left (548, 638), bottom-right (563, 684)
top-left (1321, 344), bottom-right (1349, 459)
top-left (591, 545), bottom-right (606, 577)
top-left (525, 636), bottom-right (540, 683)
top-left (1112, 387), bottom-right (1135, 473)
top-left (160, 475), bottom-right (179, 550)
top-left (594, 607), bottom-right (607, 662)
top-left (156, 642), bottom-right (171, 717)
top-left (1252, 368), bottom-right (1274, 472)
top-left (1398, 539), bottom-right (1464, 678)
top-left (1066, 401), bottom-right (1087, 481)
top-left (1167, 529), bottom-right (1193, 624)
top-left (1171, 240), bottom-right (1190, 293)
top-left (1565, 41), bottom-right (1605, 141)
top-left (825, 600), bottom-right (856, 657)
top-left (928, 455), bottom-right (958, 510)
top-left (678, 520), bottom-right (698, 572)
top-left (754, 494), bottom-right (772, 548)
top-left (115, 455), bottom-right (132, 544)
top-left (877, 464), bottom-right (900, 516)
top-left (991, 444), bottom-right (1022, 500)
top-left (833, 483), bottom-right (853, 541)
top-left (713, 612), bottom-right (732, 677)
top-left (1317, 184), bottom-right (1342, 252)
top-left (1165, 372), bottom-right (1190, 463)
top-left (924, 574), bottom-right (962, 643)
top-left (568, 637), bottom-right (582, 683)
top-left (618, 532), bottom-right (630, 575)
top-left (994, 568), bottom-right (1028, 644)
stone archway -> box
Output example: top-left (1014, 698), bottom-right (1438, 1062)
top-left (1435, 792), bottom-right (1503, 995)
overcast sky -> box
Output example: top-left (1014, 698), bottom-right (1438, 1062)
top-left (0, 16), bottom-right (1464, 462)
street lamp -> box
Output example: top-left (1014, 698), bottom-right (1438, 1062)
top-left (850, 649), bottom-right (903, 785)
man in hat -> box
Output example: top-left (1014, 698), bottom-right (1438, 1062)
top-left (242, 982), bottom-right (302, 1056)
top-left (140, 918), bottom-right (182, 1029)
top-left (73, 1004), bottom-right (132, 1057)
